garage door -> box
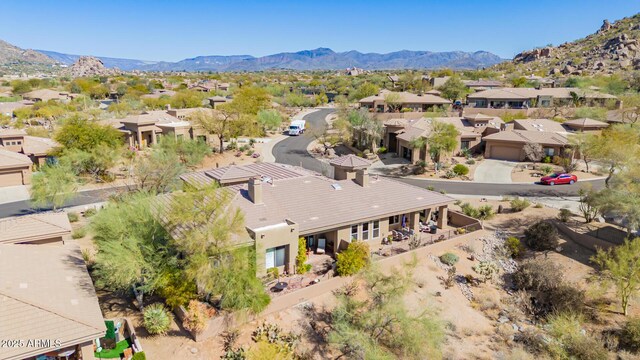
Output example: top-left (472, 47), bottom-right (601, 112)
top-left (0, 171), bottom-right (23, 187)
top-left (490, 145), bottom-right (521, 161)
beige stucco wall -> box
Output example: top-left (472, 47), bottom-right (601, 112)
top-left (254, 221), bottom-right (299, 276)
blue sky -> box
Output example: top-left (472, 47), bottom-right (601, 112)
top-left (1, 0), bottom-right (639, 61)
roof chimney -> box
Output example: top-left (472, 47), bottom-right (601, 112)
top-left (248, 177), bottom-right (263, 204)
top-left (355, 169), bottom-right (369, 187)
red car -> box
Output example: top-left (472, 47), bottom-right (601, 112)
top-left (540, 173), bottom-right (578, 186)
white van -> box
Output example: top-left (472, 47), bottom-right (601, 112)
top-left (288, 120), bottom-right (306, 136)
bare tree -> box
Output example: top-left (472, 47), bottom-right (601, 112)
top-left (523, 142), bottom-right (544, 162)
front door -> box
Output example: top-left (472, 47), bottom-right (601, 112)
top-left (306, 235), bottom-right (315, 250)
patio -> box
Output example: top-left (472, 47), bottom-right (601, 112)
top-left (266, 252), bottom-right (336, 298)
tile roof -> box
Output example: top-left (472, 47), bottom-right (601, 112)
top-left (0, 128), bottom-right (27, 137)
top-left (235, 173), bottom-right (454, 234)
top-left (0, 244), bottom-right (105, 360)
top-left (483, 130), bottom-right (570, 146)
top-left (468, 87), bottom-right (618, 100)
top-left (0, 148), bottom-right (31, 169)
top-left (22, 89), bottom-right (67, 102)
top-left (22, 136), bottom-right (58, 156)
top-left (0, 212), bottom-right (72, 244)
top-left (564, 118), bottom-right (609, 128)
top-left (329, 154), bottom-right (371, 169)
top-left (513, 118), bottom-right (568, 134)
top-left (358, 90), bottom-right (451, 105)
top-left (182, 162), bottom-right (310, 187)
top-left (394, 116), bottom-right (503, 142)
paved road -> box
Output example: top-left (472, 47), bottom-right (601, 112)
top-left (0, 186), bottom-right (128, 218)
top-left (272, 108), bottom-right (607, 196)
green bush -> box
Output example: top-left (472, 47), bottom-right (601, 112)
top-left (505, 237), bottom-right (525, 258)
top-left (83, 208), bottom-right (97, 217)
top-left (460, 202), bottom-right (494, 220)
top-left (336, 241), bottom-right (370, 276)
top-left (524, 221), bottom-right (559, 251)
top-left (465, 159), bottom-right (476, 165)
top-left (296, 237), bottom-right (311, 274)
top-left (71, 227), bottom-right (87, 239)
top-left (542, 156), bottom-right (552, 164)
top-left (621, 317), bottom-right (640, 352)
top-left (131, 352), bottom-right (146, 360)
top-left (440, 252), bottom-right (459, 266)
top-left (67, 212), bottom-right (79, 223)
top-left (452, 164), bottom-right (469, 176)
top-left (510, 197), bottom-right (531, 212)
top-left (540, 165), bottom-right (554, 175)
top-left (558, 208), bottom-right (572, 222)
top-left (143, 303), bottom-right (172, 335)
top-left (377, 146), bottom-right (387, 154)
top-left (546, 313), bottom-right (607, 360)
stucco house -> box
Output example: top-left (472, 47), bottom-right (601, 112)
top-left (483, 130), bottom-right (570, 161)
top-left (181, 159), bottom-right (459, 276)
top-left (0, 243), bottom-right (105, 360)
top-left (467, 87), bottom-right (619, 109)
top-left (359, 90), bottom-right (451, 113)
top-left (22, 89), bottom-right (76, 103)
top-left (0, 128), bottom-right (58, 166)
top-left (0, 148), bottom-right (32, 187)
top-left (382, 114), bottom-right (503, 162)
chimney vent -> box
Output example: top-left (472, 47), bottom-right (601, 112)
top-left (355, 169), bottom-right (369, 187)
top-left (248, 177), bottom-right (263, 204)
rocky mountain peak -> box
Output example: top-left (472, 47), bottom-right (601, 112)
top-left (67, 56), bottom-right (119, 77)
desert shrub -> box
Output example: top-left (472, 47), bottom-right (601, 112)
top-left (460, 202), bottom-right (495, 220)
top-left (413, 166), bottom-right (426, 175)
top-left (524, 221), bottom-right (558, 251)
top-left (83, 208), bottom-right (97, 217)
top-left (143, 303), bottom-right (172, 335)
top-left (336, 241), bottom-right (370, 276)
top-left (131, 352), bottom-right (146, 360)
top-left (296, 238), bottom-right (312, 275)
top-left (542, 156), bottom-right (552, 163)
top-left (465, 159), bottom-right (476, 165)
top-left (440, 252), bottom-right (459, 266)
top-left (534, 203), bottom-right (544, 208)
top-left (183, 300), bottom-right (217, 335)
top-left (540, 165), bottom-right (554, 175)
top-left (546, 313), bottom-right (608, 360)
top-left (510, 197), bottom-right (531, 212)
top-left (505, 237), bottom-right (525, 258)
top-left (620, 317), bottom-right (640, 352)
top-left (558, 208), bottom-right (572, 222)
top-left (377, 146), bottom-right (387, 154)
top-left (512, 260), bottom-right (585, 317)
top-left (71, 227), bottom-right (87, 239)
top-left (473, 261), bottom-right (499, 283)
top-left (442, 169), bottom-right (455, 179)
top-left (67, 212), bottom-right (79, 222)
top-left (452, 164), bottom-right (469, 176)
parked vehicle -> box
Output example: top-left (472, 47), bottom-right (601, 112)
top-left (288, 120), bottom-right (306, 136)
top-left (539, 173), bottom-right (577, 186)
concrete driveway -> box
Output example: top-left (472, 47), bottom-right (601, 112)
top-left (473, 159), bottom-right (518, 183)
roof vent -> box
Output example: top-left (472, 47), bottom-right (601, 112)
top-left (331, 183), bottom-right (342, 190)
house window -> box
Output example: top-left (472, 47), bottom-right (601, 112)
top-left (362, 222), bottom-right (369, 240)
top-left (389, 215), bottom-right (400, 225)
top-left (544, 148), bottom-right (555, 157)
top-left (265, 246), bottom-right (286, 269)
top-left (351, 225), bottom-right (359, 240)
top-left (372, 221), bottom-right (380, 238)
top-left (460, 141), bottom-right (470, 151)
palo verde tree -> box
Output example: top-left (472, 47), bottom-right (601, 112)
top-left (30, 162), bottom-right (78, 210)
top-left (592, 237), bottom-right (640, 316)
top-left (91, 192), bottom-right (177, 311)
top-left (165, 184), bottom-right (270, 313)
top-left (329, 258), bottom-right (444, 359)
top-left (437, 75), bottom-right (469, 101)
top-left (427, 120), bottom-right (459, 163)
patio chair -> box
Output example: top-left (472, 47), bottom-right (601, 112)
top-left (316, 238), bottom-right (326, 254)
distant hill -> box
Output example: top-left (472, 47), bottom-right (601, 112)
top-left (0, 39), bottom-right (54, 66)
top-left (38, 50), bottom-right (160, 71)
top-left (33, 47), bottom-right (503, 72)
top-left (495, 13), bottom-right (640, 75)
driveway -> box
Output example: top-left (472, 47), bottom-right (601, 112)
top-left (473, 159), bottom-right (518, 184)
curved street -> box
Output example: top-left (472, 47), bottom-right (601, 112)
top-left (272, 108), bottom-right (606, 196)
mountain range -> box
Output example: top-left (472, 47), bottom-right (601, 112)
top-left (36, 47), bottom-right (504, 72)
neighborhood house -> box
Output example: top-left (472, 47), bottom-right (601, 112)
top-left (466, 87), bottom-right (619, 109)
top-left (181, 159), bottom-right (458, 275)
top-left (359, 89), bottom-right (451, 113)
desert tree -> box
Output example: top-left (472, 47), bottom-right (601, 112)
top-left (384, 92), bottom-right (403, 112)
top-left (522, 142), bottom-right (544, 162)
top-left (91, 192), bottom-right (176, 310)
top-left (329, 259), bottom-right (444, 359)
top-left (165, 184), bottom-right (270, 313)
top-left (256, 109), bottom-right (283, 134)
top-left (592, 238), bottom-right (640, 316)
top-left (590, 125), bottom-right (640, 187)
top-left (437, 75), bottom-right (469, 101)
top-left (427, 120), bottom-right (459, 163)
top-left (569, 132), bottom-right (598, 173)
top-left (30, 163), bottom-right (78, 210)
